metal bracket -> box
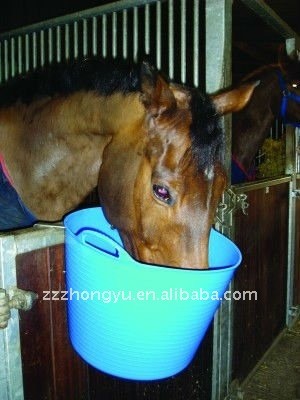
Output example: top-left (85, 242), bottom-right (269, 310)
top-left (224, 379), bottom-right (244, 400)
top-left (0, 287), bottom-right (38, 329)
top-left (288, 305), bottom-right (300, 318)
top-left (216, 188), bottom-right (249, 226)
top-left (220, 188), bottom-right (249, 216)
top-left (291, 189), bottom-right (300, 198)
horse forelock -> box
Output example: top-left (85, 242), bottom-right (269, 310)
top-left (189, 89), bottom-right (224, 174)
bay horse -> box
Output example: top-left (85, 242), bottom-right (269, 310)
top-left (231, 47), bottom-right (300, 184)
top-left (0, 57), bottom-right (256, 268)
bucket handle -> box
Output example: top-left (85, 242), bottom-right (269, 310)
top-left (77, 229), bottom-right (132, 261)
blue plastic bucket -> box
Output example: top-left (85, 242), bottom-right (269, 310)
top-left (64, 207), bottom-right (242, 380)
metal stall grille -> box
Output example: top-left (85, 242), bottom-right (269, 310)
top-left (0, 0), bottom-right (205, 89)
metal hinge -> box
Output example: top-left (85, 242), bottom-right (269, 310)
top-left (0, 287), bottom-right (38, 329)
top-left (216, 188), bottom-right (249, 226)
top-left (291, 189), bottom-right (300, 198)
top-left (288, 305), bottom-right (300, 318)
top-left (224, 379), bottom-right (244, 400)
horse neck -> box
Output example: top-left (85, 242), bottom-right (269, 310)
top-left (232, 69), bottom-right (281, 171)
top-left (0, 90), bottom-right (144, 221)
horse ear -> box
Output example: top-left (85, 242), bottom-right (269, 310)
top-left (278, 43), bottom-right (300, 75)
top-left (211, 81), bottom-right (259, 115)
top-left (140, 61), bottom-right (176, 117)
top-left (278, 43), bottom-right (300, 67)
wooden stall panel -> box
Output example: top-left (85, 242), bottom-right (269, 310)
top-left (232, 182), bottom-right (289, 382)
top-left (16, 245), bottom-right (214, 399)
top-left (16, 245), bottom-right (89, 400)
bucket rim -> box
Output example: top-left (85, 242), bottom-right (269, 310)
top-left (64, 207), bottom-right (242, 273)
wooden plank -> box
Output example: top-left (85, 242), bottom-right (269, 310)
top-left (232, 183), bottom-right (289, 381)
top-left (16, 245), bottom-right (88, 400)
top-left (15, 243), bottom-right (213, 399)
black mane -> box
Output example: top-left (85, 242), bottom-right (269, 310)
top-left (0, 57), bottom-right (141, 106)
top-left (0, 57), bottom-right (223, 171)
top-left (190, 89), bottom-right (224, 171)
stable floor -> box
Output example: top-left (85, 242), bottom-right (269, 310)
top-left (239, 318), bottom-right (300, 400)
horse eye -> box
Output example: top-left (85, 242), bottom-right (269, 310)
top-left (152, 184), bottom-right (173, 205)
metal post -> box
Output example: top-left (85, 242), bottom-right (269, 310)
top-left (285, 37), bottom-right (300, 327)
top-left (0, 227), bottom-right (64, 400)
top-left (205, 1), bottom-right (233, 399)
top-left (0, 235), bottom-right (24, 400)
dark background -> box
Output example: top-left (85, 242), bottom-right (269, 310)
top-left (0, 0), bottom-right (299, 36)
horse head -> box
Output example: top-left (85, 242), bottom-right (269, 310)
top-left (98, 62), bottom-right (256, 269)
top-left (278, 44), bottom-right (300, 126)
top-left (231, 44), bottom-right (300, 183)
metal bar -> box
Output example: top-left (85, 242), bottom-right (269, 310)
top-left (64, 24), bottom-right (70, 61)
top-left (56, 26), bottom-right (61, 63)
top-left (73, 21), bottom-right (78, 59)
top-left (296, 128), bottom-right (300, 173)
top-left (10, 37), bottom-right (15, 78)
top-left (92, 17), bottom-right (98, 56)
top-left (0, 0), bottom-right (159, 41)
top-left (0, 226), bottom-right (64, 399)
top-left (0, 236), bottom-right (24, 400)
top-left (112, 12), bottom-right (117, 58)
top-left (133, 7), bottom-right (139, 62)
top-left (193, 0), bottom-right (199, 87)
top-left (102, 14), bottom-right (107, 58)
top-left (4, 40), bottom-right (9, 80)
top-left (240, 0), bottom-right (299, 40)
top-left (286, 178), bottom-right (296, 327)
top-left (205, 1), bottom-right (233, 398)
top-left (168, 0), bottom-right (174, 79)
top-left (40, 30), bottom-right (45, 67)
top-left (122, 10), bottom-right (128, 59)
top-left (48, 28), bottom-right (53, 64)
top-left (83, 19), bottom-right (88, 57)
top-left (25, 34), bottom-right (29, 72)
top-left (156, 0), bottom-right (161, 69)
top-left (17, 36), bottom-right (22, 74)
top-left (233, 175), bottom-right (291, 194)
top-left (144, 3), bottom-right (150, 55)
top-left (12, 226), bottom-right (64, 255)
top-left (32, 32), bottom-right (37, 69)
top-left (180, 0), bottom-right (186, 84)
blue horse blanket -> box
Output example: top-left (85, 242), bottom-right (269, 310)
top-left (0, 157), bottom-right (37, 230)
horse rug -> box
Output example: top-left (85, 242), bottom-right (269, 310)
top-left (0, 155), bottom-right (37, 230)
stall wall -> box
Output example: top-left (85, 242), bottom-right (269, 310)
top-left (232, 182), bottom-right (289, 380)
top-left (17, 245), bottom-right (213, 400)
